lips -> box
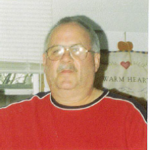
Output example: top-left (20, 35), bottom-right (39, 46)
top-left (61, 70), bottom-right (74, 73)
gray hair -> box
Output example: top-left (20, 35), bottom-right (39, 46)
top-left (44, 16), bottom-right (100, 53)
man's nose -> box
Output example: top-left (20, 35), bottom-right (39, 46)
top-left (61, 48), bottom-right (73, 62)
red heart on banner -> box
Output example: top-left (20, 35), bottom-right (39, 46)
top-left (120, 61), bottom-right (131, 69)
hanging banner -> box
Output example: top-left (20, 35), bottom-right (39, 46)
top-left (95, 51), bottom-right (148, 101)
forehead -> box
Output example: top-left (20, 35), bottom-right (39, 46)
top-left (48, 22), bottom-right (91, 47)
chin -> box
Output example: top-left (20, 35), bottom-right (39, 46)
top-left (58, 85), bottom-right (76, 90)
top-left (57, 81), bottom-right (78, 90)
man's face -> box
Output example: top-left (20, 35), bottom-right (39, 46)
top-left (43, 22), bottom-right (100, 91)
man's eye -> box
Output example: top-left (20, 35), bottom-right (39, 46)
top-left (71, 47), bottom-right (80, 52)
top-left (52, 49), bottom-right (61, 54)
top-left (53, 49), bottom-right (59, 53)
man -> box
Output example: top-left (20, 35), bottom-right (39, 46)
top-left (0, 16), bottom-right (147, 150)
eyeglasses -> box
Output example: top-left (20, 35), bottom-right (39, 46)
top-left (46, 44), bottom-right (95, 61)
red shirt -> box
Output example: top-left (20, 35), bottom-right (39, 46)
top-left (0, 90), bottom-right (147, 150)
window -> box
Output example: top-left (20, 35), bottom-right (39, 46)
top-left (0, 0), bottom-right (52, 107)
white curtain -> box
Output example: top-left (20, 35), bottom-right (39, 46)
top-left (0, 0), bottom-right (52, 73)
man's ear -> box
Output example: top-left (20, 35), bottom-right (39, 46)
top-left (43, 53), bottom-right (47, 66)
top-left (94, 53), bottom-right (100, 72)
top-left (43, 53), bottom-right (47, 73)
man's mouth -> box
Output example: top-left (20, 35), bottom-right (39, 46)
top-left (60, 70), bottom-right (74, 74)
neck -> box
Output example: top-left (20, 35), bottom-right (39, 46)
top-left (50, 87), bottom-right (103, 106)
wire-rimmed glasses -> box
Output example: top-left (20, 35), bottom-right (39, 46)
top-left (46, 44), bottom-right (95, 61)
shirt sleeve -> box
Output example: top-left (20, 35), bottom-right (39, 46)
top-left (125, 105), bottom-right (147, 150)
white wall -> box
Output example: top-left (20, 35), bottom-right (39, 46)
top-left (51, 0), bottom-right (148, 51)
top-left (52, 0), bottom-right (148, 32)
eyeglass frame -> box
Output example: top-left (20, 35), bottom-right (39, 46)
top-left (45, 44), bottom-right (96, 61)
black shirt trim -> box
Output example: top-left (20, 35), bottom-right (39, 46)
top-left (50, 89), bottom-right (109, 110)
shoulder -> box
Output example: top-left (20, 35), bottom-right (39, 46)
top-left (0, 91), bottom-right (50, 114)
top-left (104, 91), bottom-right (147, 122)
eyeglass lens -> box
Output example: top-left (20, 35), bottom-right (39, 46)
top-left (47, 45), bottom-right (87, 60)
